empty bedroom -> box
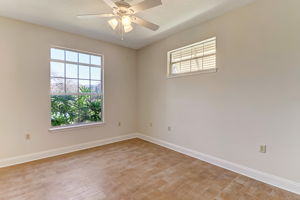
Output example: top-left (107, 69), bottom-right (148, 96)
top-left (0, 0), bottom-right (299, 199)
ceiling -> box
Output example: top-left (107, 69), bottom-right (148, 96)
top-left (0, 0), bottom-right (255, 49)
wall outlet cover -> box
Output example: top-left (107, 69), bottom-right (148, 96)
top-left (259, 145), bottom-right (267, 153)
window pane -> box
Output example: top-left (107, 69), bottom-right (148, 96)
top-left (91, 67), bottom-right (101, 80)
top-left (192, 44), bottom-right (204, 57)
top-left (203, 55), bottom-right (216, 69)
top-left (79, 65), bottom-right (90, 79)
top-left (172, 63), bottom-right (180, 74)
top-left (79, 80), bottom-right (90, 93)
top-left (77, 95), bottom-right (102, 123)
top-left (66, 64), bottom-right (78, 78)
top-left (51, 48), bottom-right (64, 60)
top-left (91, 81), bottom-right (101, 94)
top-left (66, 51), bottom-right (78, 62)
top-left (191, 58), bottom-right (202, 72)
top-left (78, 95), bottom-right (91, 123)
top-left (51, 62), bottom-right (64, 77)
top-left (204, 40), bottom-right (216, 55)
top-left (51, 95), bottom-right (78, 127)
top-left (79, 53), bottom-right (90, 64)
top-left (66, 79), bottom-right (78, 93)
top-left (51, 78), bottom-right (65, 94)
top-left (91, 55), bottom-right (101, 65)
top-left (90, 95), bottom-right (102, 122)
top-left (171, 51), bottom-right (181, 62)
top-left (181, 48), bottom-right (192, 60)
top-left (180, 60), bottom-right (191, 73)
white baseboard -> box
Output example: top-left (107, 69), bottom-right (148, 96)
top-left (0, 132), bottom-right (299, 195)
top-left (136, 134), bottom-right (300, 195)
top-left (0, 133), bottom-right (138, 168)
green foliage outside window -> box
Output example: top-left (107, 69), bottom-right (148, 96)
top-left (51, 87), bottom-right (102, 127)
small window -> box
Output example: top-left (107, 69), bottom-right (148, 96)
top-left (168, 37), bottom-right (217, 77)
top-left (50, 48), bottom-right (103, 128)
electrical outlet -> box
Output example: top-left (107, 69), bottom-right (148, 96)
top-left (259, 145), bottom-right (267, 153)
top-left (25, 134), bottom-right (31, 140)
top-left (118, 122), bottom-right (121, 127)
top-left (168, 126), bottom-right (172, 131)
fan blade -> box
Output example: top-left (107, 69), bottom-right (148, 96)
top-left (77, 14), bottom-right (115, 19)
top-left (102, 0), bottom-right (118, 8)
top-left (131, 0), bottom-right (162, 13)
top-left (132, 16), bottom-right (159, 31)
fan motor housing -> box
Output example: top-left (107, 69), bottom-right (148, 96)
top-left (114, 1), bottom-right (134, 15)
top-left (115, 1), bottom-right (130, 8)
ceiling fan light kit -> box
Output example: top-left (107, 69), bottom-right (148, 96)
top-left (108, 18), bottom-right (119, 30)
top-left (123, 23), bottom-right (133, 32)
top-left (78, 0), bottom-right (162, 40)
top-left (108, 15), bottom-right (133, 32)
top-left (121, 15), bottom-right (131, 26)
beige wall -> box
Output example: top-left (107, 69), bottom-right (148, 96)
top-left (1, 0), bottom-right (300, 185)
top-left (0, 17), bottom-right (137, 159)
top-left (137, 0), bottom-right (300, 182)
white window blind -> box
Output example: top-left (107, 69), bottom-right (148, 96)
top-left (168, 37), bottom-right (216, 77)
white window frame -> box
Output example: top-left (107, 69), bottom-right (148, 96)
top-left (49, 46), bottom-right (104, 131)
top-left (167, 37), bottom-right (217, 78)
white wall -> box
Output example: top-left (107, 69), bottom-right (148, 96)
top-left (0, 17), bottom-right (137, 159)
top-left (137, 0), bottom-right (300, 183)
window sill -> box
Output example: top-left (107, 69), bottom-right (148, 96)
top-left (49, 122), bottom-right (105, 132)
top-left (167, 68), bottom-right (217, 79)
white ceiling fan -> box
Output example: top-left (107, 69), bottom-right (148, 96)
top-left (77, 0), bottom-right (162, 39)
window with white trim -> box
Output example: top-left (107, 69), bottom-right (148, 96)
top-left (50, 48), bottom-right (103, 128)
top-left (168, 37), bottom-right (216, 77)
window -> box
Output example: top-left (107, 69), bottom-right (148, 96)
top-left (168, 37), bottom-right (216, 77)
top-left (50, 48), bottom-right (103, 128)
